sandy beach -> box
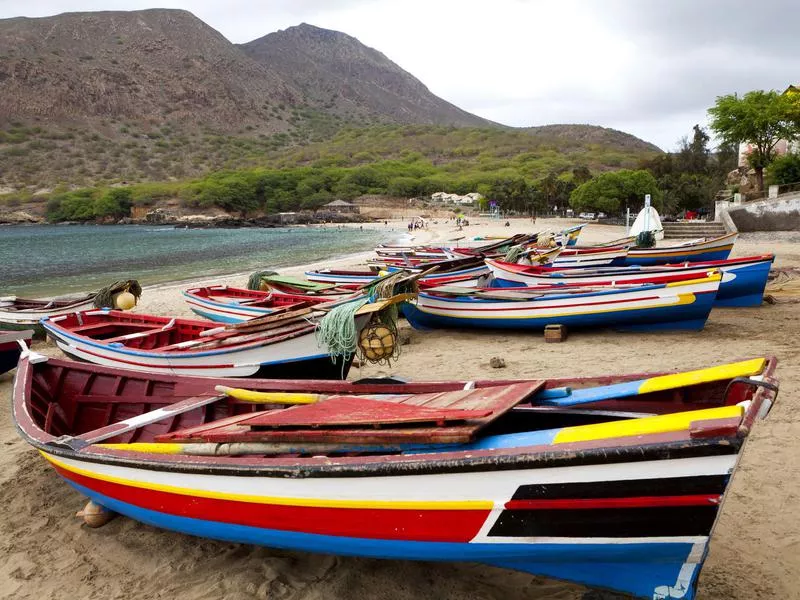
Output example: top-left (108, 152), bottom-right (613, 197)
top-left (1, 218), bottom-right (799, 600)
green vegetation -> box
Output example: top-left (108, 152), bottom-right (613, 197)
top-left (568, 124), bottom-right (739, 217)
top-left (569, 170), bottom-right (661, 214)
top-left (0, 122), bottom-right (658, 193)
top-left (708, 89), bottom-right (800, 191)
top-left (767, 153), bottom-right (800, 186)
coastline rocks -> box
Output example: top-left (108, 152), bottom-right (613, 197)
top-left (0, 210), bottom-right (43, 224)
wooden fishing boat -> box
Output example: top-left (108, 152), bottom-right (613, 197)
top-left (486, 254), bottom-right (776, 307)
top-left (374, 234), bottom-right (536, 260)
top-left (13, 349), bottom-right (779, 600)
top-left (306, 263), bottom-right (491, 288)
top-left (625, 233), bottom-right (737, 266)
top-left (0, 329), bottom-right (32, 374)
top-left (182, 286), bottom-right (345, 323)
top-left (403, 273), bottom-right (722, 332)
top-left (41, 306), bottom-right (372, 379)
top-left (0, 280), bottom-right (142, 338)
top-left (0, 293), bottom-right (97, 336)
top-left (553, 223), bottom-right (584, 246)
top-left (535, 245), bottom-right (629, 268)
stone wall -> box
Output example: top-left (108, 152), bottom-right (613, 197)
top-left (726, 193), bottom-right (800, 232)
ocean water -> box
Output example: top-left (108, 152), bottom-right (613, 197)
top-left (0, 224), bottom-right (392, 297)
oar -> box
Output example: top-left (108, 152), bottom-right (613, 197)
top-left (533, 358), bottom-right (767, 407)
top-left (215, 385), bottom-right (324, 405)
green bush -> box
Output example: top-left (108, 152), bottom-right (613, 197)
top-left (767, 153), bottom-right (800, 186)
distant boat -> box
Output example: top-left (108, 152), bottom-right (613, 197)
top-left (625, 233), bottom-right (737, 265)
top-left (42, 307), bottom-right (370, 379)
top-left (0, 329), bottom-right (32, 374)
top-left (486, 254), bottom-right (775, 307)
top-left (12, 349), bottom-right (779, 600)
top-left (183, 286), bottom-right (341, 323)
top-left (403, 274), bottom-right (722, 332)
top-left (0, 294), bottom-right (97, 336)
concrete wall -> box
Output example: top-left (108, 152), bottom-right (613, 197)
top-left (726, 193), bottom-right (800, 231)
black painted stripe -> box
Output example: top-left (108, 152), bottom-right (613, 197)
top-left (510, 474), bottom-right (729, 501)
top-left (488, 505), bottom-right (719, 538)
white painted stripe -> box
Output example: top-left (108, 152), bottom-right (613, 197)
top-left (49, 454), bottom-right (737, 504)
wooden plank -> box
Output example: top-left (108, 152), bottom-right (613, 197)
top-left (243, 396), bottom-right (493, 429)
top-left (156, 381), bottom-right (545, 445)
top-left (229, 306), bottom-right (315, 330)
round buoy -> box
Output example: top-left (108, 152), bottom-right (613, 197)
top-left (358, 323), bottom-right (395, 361)
top-left (76, 500), bottom-right (116, 528)
top-left (113, 291), bottom-right (137, 310)
top-left (378, 270), bottom-right (389, 277)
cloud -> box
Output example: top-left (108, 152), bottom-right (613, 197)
top-left (0, 0), bottom-right (796, 150)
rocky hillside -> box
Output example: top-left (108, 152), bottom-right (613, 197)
top-left (240, 24), bottom-right (493, 128)
top-left (0, 9), bottom-right (298, 131)
top-left (0, 9), bottom-right (660, 191)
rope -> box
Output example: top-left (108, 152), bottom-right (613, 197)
top-left (503, 244), bottom-right (525, 263)
top-left (246, 270), bottom-right (279, 291)
top-left (316, 297), bottom-right (370, 371)
top-left (636, 231), bottom-right (656, 248)
top-left (92, 280), bottom-right (142, 309)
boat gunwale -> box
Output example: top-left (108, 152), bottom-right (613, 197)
top-left (12, 354), bottom-right (778, 479)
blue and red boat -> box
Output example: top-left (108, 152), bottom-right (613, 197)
top-left (486, 254), bottom-right (775, 307)
top-left (403, 273), bottom-right (722, 332)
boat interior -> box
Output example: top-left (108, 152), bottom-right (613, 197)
top-left (23, 355), bottom-right (774, 457)
top-left (188, 286), bottom-right (329, 308)
top-left (0, 294), bottom-right (95, 312)
top-left (46, 311), bottom-right (315, 351)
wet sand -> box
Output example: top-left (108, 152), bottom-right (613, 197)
top-left (1, 218), bottom-right (798, 600)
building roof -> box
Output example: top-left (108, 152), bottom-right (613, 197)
top-left (325, 199), bottom-right (356, 207)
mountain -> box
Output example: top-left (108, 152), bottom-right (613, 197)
top-left (239, 23), bottom-right (494, 128)
top-left (0, 9), bottom-right (660, 191)
top-left (0, 9), bottom-right (298, 131)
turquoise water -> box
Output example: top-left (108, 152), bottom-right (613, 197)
top-left (0, 225), bottom-right (392, 296)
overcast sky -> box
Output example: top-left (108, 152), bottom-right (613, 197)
top-left (1, 0), bottom-right (797, 150)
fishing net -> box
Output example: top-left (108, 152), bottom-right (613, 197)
top-left (764, 268), bottom-right (800, 304)
top-left (316, 298), bottom-right (370, 374)
top-left (503, 244), bottom-right (525, 263)
top-left (636, 231), bottom-right (656, 248)
top-left (246, 270), bottom-right (279, 291)
top-left (92, 280), bottom-right (142, 309)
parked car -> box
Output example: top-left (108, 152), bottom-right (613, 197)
top-left (579, 212), bottom-right (596, 220)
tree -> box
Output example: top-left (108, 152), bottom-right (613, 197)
top-left (768, 153), bottom-right (800, 186)
top-left (569, 170), bottom-right (661, 215)
top-left (708, 90), bottom-right (800, 192)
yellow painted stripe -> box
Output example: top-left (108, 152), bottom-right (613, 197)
top-left (215, 386), bottom-right (321, 404)
top-left (638, 358), bottom-right (766, 394)
top-left (41, 452), bottom-right (492, 511)
top-left (96, 443), bottom-right (185, 454)
top-left (665, 272), bottom-right (720, 287)
top-left (553, 405), bottom-right (744, 444)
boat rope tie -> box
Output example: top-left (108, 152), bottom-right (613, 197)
top-left (93, 280), bottom-right (142, 309)
top-left (315, 297), bottom-right (370, 370)
top-left (246, 270), bottom-right (279, 291)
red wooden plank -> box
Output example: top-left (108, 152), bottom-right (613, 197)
top-left (242, 396), bottom-right (492, 429)
top-left (156, 381), bottom-right (545, 445)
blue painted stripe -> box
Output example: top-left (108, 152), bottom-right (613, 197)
top-left (43, 321), bottom-right (319, 360)
top-left (188, 308), bottom-right (246, 324)
top-left (65, 481), bottom-right (700, 599)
